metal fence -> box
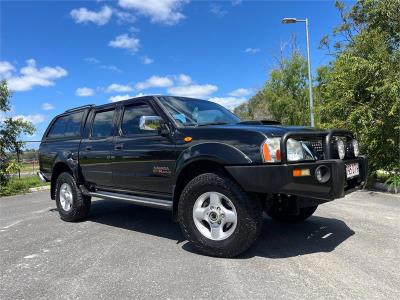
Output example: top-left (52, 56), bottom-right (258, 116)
top-left (9, 141), bottom-right (41, 178)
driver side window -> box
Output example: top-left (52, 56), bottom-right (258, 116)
top-left (121, 103), bottom-right (159, 135)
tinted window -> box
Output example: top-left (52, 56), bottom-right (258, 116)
top-left (47, 112), bottom-right (84, 138)
top-left (91, 109), bottom-right (115, 138)
top-left (121, 104), bottom-right (158, 135)
top-left (65, 112), bottom-right (84, 137)
top-left (48, 116), bottom-right (69, 138)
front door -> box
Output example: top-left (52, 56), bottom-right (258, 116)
top-left (80, 107), bottom-right (116, 187)
top-left (112, 102), bottom-right (175, 195)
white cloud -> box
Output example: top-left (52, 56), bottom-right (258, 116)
top-left (229, 88), bottom-right (253, 97)
top-left (85, 57), bottom-right (100, 64)
top-left (210, 3), bottom-right (228, 17)
top-left (177, 74), bottom-right (192, 85)
top-left (106, 83), bottom-right (133, 93)
top-left (100, 65), bottom-right (122, 73)
top-left (109, 34), bottom-right (140, 53)
top-left (5, 59), bottom-right (67, 92)
top-left (118, 0), bottom-right (188, 25)
top-left (209, 96), bottom-right (247, 110)
top-left (41, 103), bottom-right (55, 110)
top-left (135, 75), bottom-right (173, 90)
top-left (13, 114), bottom-right (45, 124)
top-left (0, 61), bottom-right (15, 78)
top-left (71, 5), bottom-right (112, 26)
top-left (85, 58), bottom-right (122, 73)
top-left (245, 48), bottom-right (260, 54)
top-left (141, 56), bottom-right (154, 64)
top-left (168, 84), bottom-right (218, 98)
top-left (114, 10), bottom-right (136, 24)
top-left (231, 0), bottom-right (242, 6)
top-left (75, 87), bottom-right (95, 97)
top-left (109, 94), bottom-right (133, 102)
top-left (109, 93), bottom-right (147, 102)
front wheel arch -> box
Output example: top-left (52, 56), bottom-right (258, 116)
top-left (172, 159), bottom-right (243, 222)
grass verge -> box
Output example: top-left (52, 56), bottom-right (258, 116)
top-left (0, 176), bottom-right (50, 197)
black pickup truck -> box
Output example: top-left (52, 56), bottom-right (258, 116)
top-left (38, 95), bottom-right (367, 257)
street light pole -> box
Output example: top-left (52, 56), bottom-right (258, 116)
top-left (282, 17), bottom-right (315, 127)
top-left (304, 18), bottom-right (314, 127)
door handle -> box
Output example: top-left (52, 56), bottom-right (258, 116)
top-left (85, 145), bottom-right (92, 151)
top-left (115, 144), bottom-right (124, 150)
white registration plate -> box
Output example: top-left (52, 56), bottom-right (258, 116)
top-left (346, 163), bottom-right (359, 178)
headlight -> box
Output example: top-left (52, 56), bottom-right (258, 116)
top-left (336, 140), bottom-right (345, 159)
top-left (286, 138), bottom-right (304, 161)
top-left (261, 138), bottom-right (314, 163)
top-left (261, 137), bottom-right (281, 162)
top-left (351, 139), bottom-right (359, 157)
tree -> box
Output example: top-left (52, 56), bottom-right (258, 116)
top-left (0, 80), bottom-right (35, 185)
top-left (234, 46), bottom-right (311, 126)
top-left (317, 0), bottom-right (400, 173)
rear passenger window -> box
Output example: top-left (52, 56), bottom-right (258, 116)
top-left (65, 112), bottom-right (84, 137)
top-left (91, 109), bottom-right (115, 138)
top-left (121, 104), bottom-right (158, 135)
top-left (47, 111), bottom-right (84, 139)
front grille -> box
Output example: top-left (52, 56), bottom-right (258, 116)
top-left (304, 140), bottom-right (324, 159)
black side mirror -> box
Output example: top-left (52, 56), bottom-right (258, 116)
top-left (159, 122), bottom-right (171, 137)
top-left (139, 115), bottom-right (170, 136)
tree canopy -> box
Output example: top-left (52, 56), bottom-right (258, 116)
top-left (235, 0), bottom-right (400, 173)
top-left (0, 80), bottom-right (35, 185)
top-left (234, 48), bottom-right (311, 126)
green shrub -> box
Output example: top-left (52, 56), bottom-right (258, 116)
top-left (0, 176), bottom-right (49, 197)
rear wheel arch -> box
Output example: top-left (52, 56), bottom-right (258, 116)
top-left (50, 162), bottom-right (73, 200)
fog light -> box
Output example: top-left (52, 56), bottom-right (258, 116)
top-left (315, 165), bottom-right (331, 183)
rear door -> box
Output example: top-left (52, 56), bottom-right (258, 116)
top-left (112, 100), bottom-right (176, 195)
top-left (79, 106), bottom-right (116, 187)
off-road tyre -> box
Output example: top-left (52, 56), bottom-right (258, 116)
top-left (178, 172), bottom-right (263, 258)
top-left (55, 172), bottom-right (91, 222)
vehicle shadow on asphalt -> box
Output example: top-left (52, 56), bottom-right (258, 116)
top-left (86, 199), bottom-right (184, 242)
top-left (86, 199), bottom-right (355, 259)
top-left (239, 216), bottom-right (355, 259)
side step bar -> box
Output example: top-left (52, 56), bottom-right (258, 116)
top-left (90, 191), bottom-right (173, 210)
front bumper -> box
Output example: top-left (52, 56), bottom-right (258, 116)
top-left (225, 156), bottom-right (367, 201)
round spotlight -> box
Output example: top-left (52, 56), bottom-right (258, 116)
top-left (351, 139), bottom-right (359, 157)
top-left (337, 140), bottom-right (345, 159)
top-left (315, 165), bottom-right (331, 183)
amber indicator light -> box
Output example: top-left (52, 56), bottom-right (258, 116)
top-left (184, 136), bottom-right (193, 143)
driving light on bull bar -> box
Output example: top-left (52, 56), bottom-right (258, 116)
top-left (351, 139), bottom-right (359, 157)
top-left (337, 140), bottom-right (345, 159)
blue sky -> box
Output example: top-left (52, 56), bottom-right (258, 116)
top-left (1, 0), bottom-right (347, 141)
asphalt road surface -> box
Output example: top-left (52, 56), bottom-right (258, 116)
top-left (1, 190), bottom-right (399, 299)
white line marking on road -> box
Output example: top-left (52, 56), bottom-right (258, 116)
top-left (2, 220), bottom-right (22, 229)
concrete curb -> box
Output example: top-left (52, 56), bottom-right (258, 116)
top-left (371, 182), bottom-right (399, 194)
top-left (28, 185), bottom-right (50, 193)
